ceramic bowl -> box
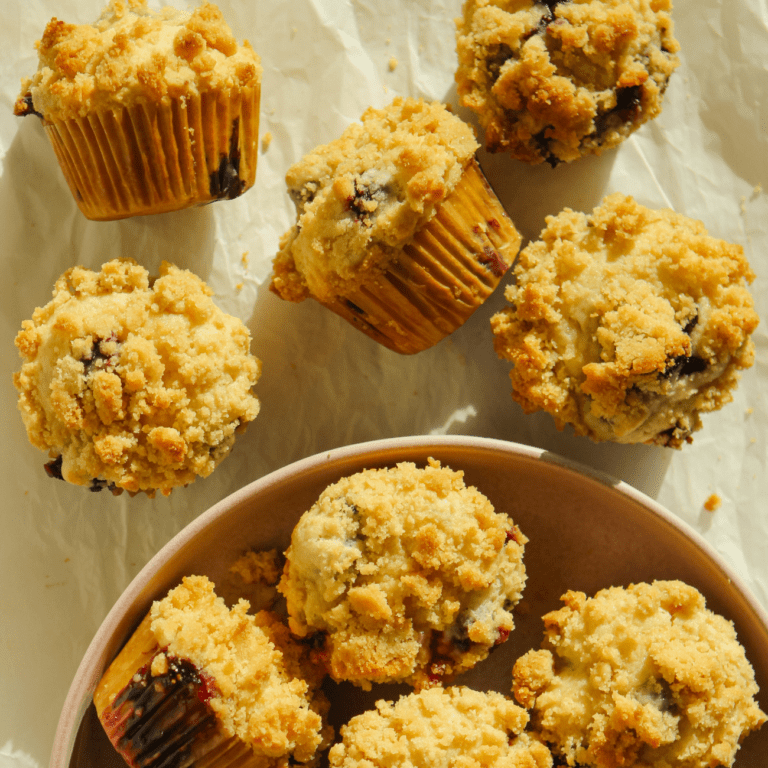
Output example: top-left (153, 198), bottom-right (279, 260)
top-left (51, 436), bottom-right (768, 766)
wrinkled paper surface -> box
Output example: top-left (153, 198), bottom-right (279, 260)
top-left (0, 0), bottom-right (766, 763)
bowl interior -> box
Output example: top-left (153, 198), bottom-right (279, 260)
top-left (57, 437), bottom-right (768, 766)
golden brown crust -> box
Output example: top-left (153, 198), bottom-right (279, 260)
top-left (13, 258), bottom-right (261, 496)
top-left (17, 0), bottom-right (261, 122)
top-left (455, 0), bottom-right (680, 164)
top-left (490, 193), bottom-right (759, 447)
top-left (270, 98), bottom-right (479, 303)
top-left (512, 581), bottom-right (767, 767)
top-left (279, 460), bottom-right (528, 690)
top-left (329, 686), bottom-right (552, 768)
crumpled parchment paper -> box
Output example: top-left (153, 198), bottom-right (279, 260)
top-left (0, 0), bottom-right (766, 764)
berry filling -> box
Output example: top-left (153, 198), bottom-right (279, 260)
top-left (44, 455), bottom-right (64, 480)
top-left (478, 245), bottom-right (509, 276)
top-left (592, 85), bottom-right (644, 141)
top-left (662, 354), bottom-right (708, 379)
top-left (13, 93), bottom-right (43, 119)
top-left (345, 177), bottom-right (389, 227)
top-left (487, 44), bottom-right (515, 83)
top-left (101, 654), bottom-right (221, 768)
top-left (209, 119), bottom-right (244, 200)
top-left (80, 333), bottom-right (122, 376)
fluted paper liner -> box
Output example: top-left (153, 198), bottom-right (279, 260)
top-left (93, 613), bottom-right (264, 768)
top-left (321, 159), bottom-right (521, 354)
top-left (43, 85), bottom-right (260, 221)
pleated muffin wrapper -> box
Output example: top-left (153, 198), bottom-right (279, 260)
top-left (320, 158), bottom-right (521, 355)
top-left (94, 613), bottom-right (276, 768)
top-left (41, 84), bottom-right (260, 221)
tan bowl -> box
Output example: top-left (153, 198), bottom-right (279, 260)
top-left (50, 436), bottom-right (768, 767)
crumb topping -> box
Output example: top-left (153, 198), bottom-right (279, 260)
top-left (13, 258), bottom-right (261, 496)
top-left (329, 686), bottom-right (552, 768)
top-left (270, 98), bottom-right (479, 303)
top-left (16, 0), bottom-right (262, 122)
top-left (279, 459), bottom-right (527, 689)
top-left (512, 580), bottom-right (767, 767)
top-left (455, 0), bottom-right (680, 163)
top-left (490, 193), bottom-right (758, 447)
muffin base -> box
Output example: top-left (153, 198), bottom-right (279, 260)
top-left (320, 159), bottom-right (520, 354)
top-left (43, 85), bottom-right (260, 221)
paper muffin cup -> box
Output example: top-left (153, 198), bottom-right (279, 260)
top-left (93, 613), bottom-right (261, 768)
top-left (42, 84), bottom-right (260, 221)
top-left (320, 159), bottom-right (521, 355)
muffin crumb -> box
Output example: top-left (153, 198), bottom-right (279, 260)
top-left (704, 493), bottom-right (722, 512)
top-left (17, 0), bottom-right (262, 122)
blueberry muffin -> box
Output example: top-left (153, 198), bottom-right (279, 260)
top-left (14, 0), bottom-right (261, 220)
top-left (456, 0), bottom-right (680, 165)
top-left (278, 459), bottom-right (528, 689)
top-left (512, 581), bottom-right (767, 767)
top-left (94, 575), bottom-right (331, 768)
top-left (490, 193), bottom-right (759, 447)
top-left (13, 258), bottom-right (261, 496)
top-left (271, 97), bottom-right (521, 354)
top-left (330, 686), bottom-right (552, 768)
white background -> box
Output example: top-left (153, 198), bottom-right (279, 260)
top-left (0, 0), bottom-right (766, 764)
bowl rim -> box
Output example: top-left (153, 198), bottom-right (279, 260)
top-left (49, 434), bottom-right (768, 767)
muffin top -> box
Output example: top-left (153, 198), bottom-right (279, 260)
top-left (15, 0), bottom-right (261, 122)
top-left (271, 97), bottom-right (479, 303)
top-left (329, 686), bottom-right (552, 768)
top-left (278, 459), bottom-right (527, 689)
top-left (490, 193), bottom-right (758, 447)
top-left (151, 575), bottom-right (327, 763)
top-left (512, 580), bottom-right (767, 767)
top-left (456, 0), bottom-right (680, 164)
top-left (13, 257), bottom-right (261, 496)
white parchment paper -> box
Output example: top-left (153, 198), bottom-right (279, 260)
top-left (0, 0), bottom-right (766, 764)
